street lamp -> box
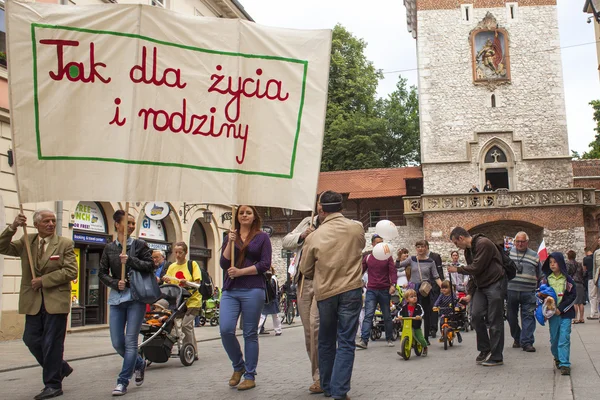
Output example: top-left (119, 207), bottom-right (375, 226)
top-left (282, 208), bottom-right (294, 288)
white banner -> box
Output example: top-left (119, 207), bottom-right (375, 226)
top-left (7, 1), bottom-right (330, 210)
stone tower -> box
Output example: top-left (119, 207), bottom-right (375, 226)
top-left (405, 0), bottom-right (572, 194)
top-left (403, 0), bottom-right (593, 257)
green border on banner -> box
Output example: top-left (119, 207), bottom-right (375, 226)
top-left (31, 23), bottom-right (309, 179)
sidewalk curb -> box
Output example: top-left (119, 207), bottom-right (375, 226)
top-left (553, 370), bottom-right (574, 400)
top-left (0, 323), bottom-right (302, 374)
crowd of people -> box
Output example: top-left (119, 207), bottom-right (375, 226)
top-left (3, 196), bottom-right (600, 399)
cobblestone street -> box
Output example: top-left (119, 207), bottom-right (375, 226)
top-left (1, 313), bottom-right (599, 400)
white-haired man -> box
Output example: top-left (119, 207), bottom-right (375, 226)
top-left (0, 209), bottom-right (78, 399)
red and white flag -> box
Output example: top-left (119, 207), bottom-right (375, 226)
top-left (538, 240), bottom-right (548, 262)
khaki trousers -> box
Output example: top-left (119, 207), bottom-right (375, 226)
top-left (176, 307), bottom-right (199, 356)
top-left (298, 278), bottom-right (319, 383)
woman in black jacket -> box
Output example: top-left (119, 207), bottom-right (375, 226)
top-left (99, 210), bottom-right (153, 396)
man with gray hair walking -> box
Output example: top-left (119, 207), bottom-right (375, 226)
top-left (0, 209), bottom-right (78, 399)
top-left (506, 231), bottom-right (541, 352)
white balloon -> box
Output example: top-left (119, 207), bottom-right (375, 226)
top-left (375, 219), bottom-right (398, 240)
top-left (372, 242), bottom-right (394, 261)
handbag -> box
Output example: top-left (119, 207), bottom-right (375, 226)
top-left (417, 259), bottom-right (432, 297)
top-left (264, 273), bottom-right (277, 304)
top-left (127, 240), bottom-right (161, 304)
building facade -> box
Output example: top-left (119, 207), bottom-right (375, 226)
top-left (403, 0), bottom-right (593, 258)
top-left (0, 0), bottom-right (252, 340)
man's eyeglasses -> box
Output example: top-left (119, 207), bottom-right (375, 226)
top-left (514, 240), bottom-right (528, 244)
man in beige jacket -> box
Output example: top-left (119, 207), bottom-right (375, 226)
top-left (300, 191), bottom-right (366, 400)
top-left (282, 213), bottom-right (321, 393)
top-left (0, 210), bottom-right (77, 400)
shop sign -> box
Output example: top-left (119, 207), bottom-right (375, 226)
top-left (139, 216), bottom-right (166, 241)
top-left (72, 248), bottom-right (81, 306)
top-left (144, 202), bottom-right (170, 221)
top-left (190, 247), bottom-right (212, 258)
top-left (73, 201), bottom-right (106, 233)
top-left (261, 225), bottom-right (273, 237)
top-left (73, 233), bottom-right (110, 245)
top-left (147, 242), bottom-right (169, 252)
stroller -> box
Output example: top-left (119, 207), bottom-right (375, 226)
top-left (139, 284), bottom-right (197, 367)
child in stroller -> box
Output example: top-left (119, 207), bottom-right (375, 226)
top-left (139, 284), bottom-right (198, 367)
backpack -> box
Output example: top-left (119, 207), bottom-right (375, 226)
top-left (497, 244), bottom-right (517, 281)
top-left (187, 260), bottom-right (214, 299)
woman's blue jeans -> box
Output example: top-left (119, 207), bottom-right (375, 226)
top-left (219, 288), bottom-right (265, 380)
top-left (109, 301), bottom-right (146, 386)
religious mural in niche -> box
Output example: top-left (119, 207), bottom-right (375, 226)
top-left (471, 13), bottom-right (511, 84)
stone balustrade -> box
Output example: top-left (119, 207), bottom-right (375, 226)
top-left (403, 188), bottom-right (596, 215)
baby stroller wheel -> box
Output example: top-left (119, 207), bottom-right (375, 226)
top-left (376, 330), bottom-right (382, 340)
top-left (392, 328), bottom-right (399, 341)
top-left (370, 327), bottom-right (378, 341)
top-left (210, 317), bottom-right (219, 326)
top-left (457, 332), bottom-right (462, 343)
top-left (180, 343), bottom-right (195, 366)
top-left (400, 337), bottom-right (411, 360)
top-left (199, 317), bottom-right (206, 326)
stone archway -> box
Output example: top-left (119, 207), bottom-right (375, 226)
top-left (469, 220), bottom-right (544, 250)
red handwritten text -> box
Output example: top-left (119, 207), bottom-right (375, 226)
top-left (109, 98), bottom-right (126, 126)
top-left (130, 46), bottom-right (187, 89)
top-left (137, 98), bottom-right (248, 164)
top-left (40, 39), bottom-right (111, 83)
top-left (208, 65), bottom-right (289, 122)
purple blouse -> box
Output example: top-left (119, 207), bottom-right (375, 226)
top-left (220, 231), bottom-right (272, 291)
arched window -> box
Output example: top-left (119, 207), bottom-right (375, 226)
top-left (484, 146), bottom-right (507, 163)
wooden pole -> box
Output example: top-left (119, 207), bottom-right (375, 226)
top-left (120, 202), bottom-right (129, 281)
top-left (230, 205), bottom-right (236, 269)
top-left (19, 204), bottom-right (36, 278)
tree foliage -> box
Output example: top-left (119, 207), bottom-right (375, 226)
top-left (320, 24), bottom-right (420, 172)
top-left (581, 100), bottom-right (600, 159)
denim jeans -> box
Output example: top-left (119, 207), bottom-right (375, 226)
top-left (109, 301), bottom-right (146, 387)
top-left (360, 289), bottom-right (393, 343)
top-left (506, 290), bottom-right (537, 347)
top-left (548, 315), bottom-right (572, 368)
top-left (472, 279), bottom-right (506, 362)
top-left (318, 288), bottom-right (362, 399)
top-left (220, 288), bottom-right (265, 380)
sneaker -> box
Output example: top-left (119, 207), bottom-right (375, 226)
top-left (387, 340), bottom-right (395, 347)
top-left (422, 347), bottom-right (428, 357)
top-left (430, 331), bottom-right (437, 339)
top-left (426, 340), bottom-right (431, 346)
top-left (134, 361), bottom-right (145, 386)
top-left (560, 366), bottom-right (571, 375)
top-left (112, 384), bottom-right (127, 396)
top-left (554, 359), bottom-right (560, 370)
top-left (522, 345), bottom-right (536, 353)
top-left (482, 359), bottom-right (503, 367)
top-left (275, 332), bottom-right (282, 336)
top-left (512, 341), bottom-right (521, 348)
top-left (476, 351), bottom-right (490, 364)
top-left (438, 337), bottom-right (444, 343)
top-left (355, 339), bottom-right (368, 349)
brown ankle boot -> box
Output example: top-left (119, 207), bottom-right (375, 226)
top-left (228, 369), bottom-right (245, 387)
top-left (237, 379), bottom-right (256, 391)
